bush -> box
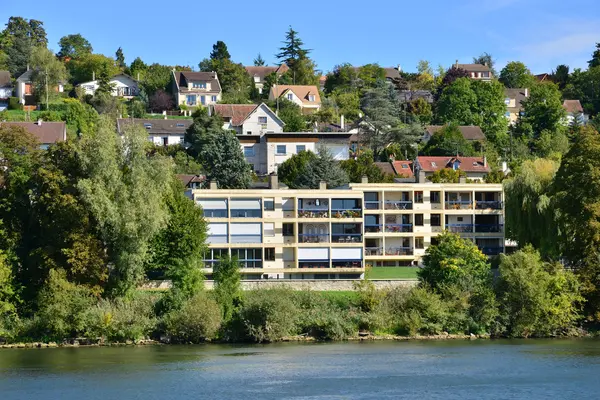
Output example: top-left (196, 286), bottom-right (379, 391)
top-left (8, 97), bottom-right (22, 110)
top-left (163, 292), bottom-right (222, 343)
top-left (294, 291), bottom-right (358, 339)
top-left (392, 287), bottom-right (449, 336)
top-left (236, 290), bottom-right (298, 342)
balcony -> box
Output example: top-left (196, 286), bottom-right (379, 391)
top-left (385, 224), bottom-right (413, 233)
top-left (298, 234), bottom-right (330, 243)
top-left (446, 224), bottom-right (474, 233)
top-left (365, 224), bottom-right (383, 233)
top-left (475, 200), bottom-right (503, 210)
top-left (384, 200), bottom-right (413, 210)
top-left (230, 234), bottom-right (262, 243)
top-left (332, 261), bottom-right (362, 268)
top-left (331, 209), bottom-right (363, 218)
top-left (385, 247), bottom-right (414, 256)
top-left (479, 247), bottom-right (503, 256)
top-left (445, 201), bottom-right (473, 210)
top-left (236, 260), bottom-right (263, 268)
top-left (299, 261), bottom-right (329, 269)
top-left (331, 234), bottom-right (362, 243)
top-left (298, 209), bottom-right (329, 218)
top-left (365, 201), bottom-right (381, 210)
top-left (203, 209), bottom-right (227, 218)
top-left (365, 247), bottom-right (383, 256)
top-left (230, 209), bottom-right (262, 218)
top-left (474, 224), bottom-right (504, 233)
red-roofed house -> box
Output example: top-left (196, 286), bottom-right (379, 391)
top-left (415, 156), bottom-right (489, 181)
top-left (211, 103), bottom-right (284, 136)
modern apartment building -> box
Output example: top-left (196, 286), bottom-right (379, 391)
top-left (189, 178), bottom-right (505, 280)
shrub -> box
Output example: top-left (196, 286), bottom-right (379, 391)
top-left (8, 97), bottom-right (22, 110)
top-left (236, 290), bottom-right (298, 342)
top-left (293, 291), bottom-right (358, 339)
top-left (163, 292), bottom-right (222, 343)
top-left (392, 287), bottom-right (449, 336)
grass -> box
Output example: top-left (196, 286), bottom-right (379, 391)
top-left (367, 267), bottom-right (420, 280)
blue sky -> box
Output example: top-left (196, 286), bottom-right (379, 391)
top-left (2, 0), bottom-right (599, 74)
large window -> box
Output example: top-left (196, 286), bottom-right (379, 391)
top-left (276, 145), bottom-right (286, 155)
top-left (211, 95), bottom-right (217, 102)
top-left (431, 214), bottom-right (441, 226)
top-left (415, 214), bottom-right (424, 226)
top-left (265, 248), bottom-right (275, 261)
top-left (231, 248), bottom-right (262, 268)
top-left (414, 191), bottom-right (424, 203)
top-left (230, 199), bottom-right (262, 218)
top-left (287, 93), bottom-right (293, 101)
top-left (200, 96), bottom-right (206, 105)
top-left (296, 145), bottom-right (306, 153)
top-left (415, 237), bottom-right (424, 249)
top-left (244, 146), bottom-right (255, 157)
top-left (331, 199), bottom-right (361, 211)
top-left (264, 198), bottom-right (274, 211)
top-left (264, 223), bottom-right (275, 237)
top-left (186, 95), bottom-right (196, 106)
top-left (204, 248), bottom-right (228, 268)
top-left (258, 116), bottom-right (268, 124)
top-left (430, 191), bottom-right (441, 203)
top-left (332, 223), bottom-right (362, 243)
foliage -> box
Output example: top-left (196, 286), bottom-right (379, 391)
top-left (236, 289), bottom-right (298, 342)
top-left (340, 150), bottom-right (390, 183)
top-left (499, 61), bottom-right (536, 88)
top-left (276, 99), bottom-right (307, 131)
top-left (520, 82), bottom-right (566, 137)
top-left (426, 168), bottom-right (466, 183)
top-left (58, 34), bottom-right (92, 59)
top-left (253, 53), bottom-right (265, 66)
top-left (588, 42), bottom-right (600, 68)
top-left (360, 80), bottom-right (403, 156)
top-left (64, 98), bottom-right (99, 135)
top-left (199, 41), bottom-right (251, 101)
top-left (213, 255), bottom-right (242, 323)
top-left (473, 52), bottom-right (496, 75)
top-left (276, 26), bottom-right (317, 85)
top-left (408, 97), bottom-right (433, 124)
top-left (115, 47), bottom-right (125, 69)
top-left (149, 90), bottom-right (175, 112)
top-left (0, 17), bottom-right (47, 76)
top-left (29, 46), bottom-right (68, 108)
top-left (68, 53), bottom-right (119, 84)
top-left (422, 123), bottom-right (475, 156)
top-left (163, 291), bottom-right (222, 343)
top-left (0, 250), bottom-right (17, 318)
top-left (278, 147), bottom-right (348, 189)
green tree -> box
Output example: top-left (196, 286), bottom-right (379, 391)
top-left (589, 43), bottom-right (600, 68)
top-left (360, 80), bottom-right (401, 156)
top-left (471, 80), bottom-right (508, 144)
top-left (426, 168), bottom-right (466, 183)
top-left (57, 34), bottom-right (92, 59)
top-left (422, 123), bottom-right (475, 156)
top-left (0, 250), bottom-right (17, 320)
top-left (68, 53), bottom-right (119, 84)
top-left (275, 99), bottom-right (307, 131)
top-left (115, 46), bottom-right (125, 69)
top-left (199, 41), bottom-right (251, 102)
top-left (499, 61), bottom-right (536, 88)
top-left (340, 150), bottom-right (389, 183)
top-left (520, 82), bottom-right (566, 136)
top-left (253, 53), bottom-right (265, 66)
top-left (276, 26), bottom-right (316, 85)
top-left (407, 97), bottom-right (433, 124)
top-left (551, 64), bottom-right (569, 90)
top-left (278, 147), bottom-right (348, 189)
top-left (0, 17), bottom-right (47, 76)
top-left (29, 46), bottom-right (68, 109)
top-left (213, 255), bottom-right (242, 323)
top-left (210, 41), bottom-right (230, 60)
top-left (435, 77), bottom-right (477, 125)
top-left (473, 52), bottom-right (496, 76)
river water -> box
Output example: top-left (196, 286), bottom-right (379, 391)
top-left (1, 339), bottom-right (599, 399)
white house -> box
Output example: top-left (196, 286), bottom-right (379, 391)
top-left (16, 69), bottom-right (64, 106)
top-left (211, 103), bottom-right (284, 135)
top-left (268, 85), bottom-right (321, 114)
top-left (0, 71), bottom-right (11, 110)
top-left (562, 100), bottom-right (588, 125)
top-left (117, 118), bottom-right (192, 146)
top-left (172, 71), bottom-right (222, 108)
top-left (79, 74), bottom-right (139, 98)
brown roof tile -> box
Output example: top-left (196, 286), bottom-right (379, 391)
top-left (455, 63), bottom-right (492, 73)
top-left (563, 100), bottom-right (583, 113)
top-left (392, 160), bottom-right (414, 177)
top-left (1, 121), bottom-right (66, 145)
top-left (174, 71), bottom-right (221, 92)
top-left (116, 118), bottom-right (192, 135)
top-left (270, 85), bottom-right (321, 105)
top-left (212, 104), bottom-right (259, 126)
top-left (245, 64), bottom-right (289, 81)
top-left (416, 156), bottom-right (490, 173)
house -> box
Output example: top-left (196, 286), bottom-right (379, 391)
top-left (415, 156), bottom-right (490, 182)
top-left (15, 69), bottom-right (65, 106)
top-left (211, 103), bottom-right (284, 135)
top-left (78, 74), bottom-right (139, 98)
top-left (0, 71), bottom-right (11, 111)
top-left (504, 88), bottom-right (529, 124)
top-left (423, 125), bottom-right (486, 142)
top-left (1, 121), bottom-right (66, 149)
top-left (453, 62), bottom-right (493, 81)
top-left (172, 71), bottom-right (222, 108)
top-left (269, 85), bottom-right (321, 114)
top-left (374, 160), bottom-right (415, 179)
top-left (177, 174), bottom-right (205, 189)
top-left (245, 64), bottom-right (289, 94)
top-left (535, 73), bottom-right (550, 82)
top-left (384, 66), bottom-right (402, 82)
top-left (116, 118), bottom-right (192, 146)
top-left (562, 100), bottom-right (588, 125)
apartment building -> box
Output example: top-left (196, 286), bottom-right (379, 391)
top-left (189, 178), bottom-right (504, 280)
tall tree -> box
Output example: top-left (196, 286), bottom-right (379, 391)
top-left (588, 43), bottom-right (600, 68)
top-left (68, 53), bottom-right (120, 84)
top-left (209, 41), bottom-right (230, 61)
top-left (340, 150), bottom-right (390, 183)
top-left (473, 52), bottom-right (496, 76)
top-left (520, 82), bottom-right (566, 136)
top-left (551, 64), bottom-right (569, 90)
top-left (57, 34), bottom-right (92, 59)
top-left (0, 17), bottom-right (47, 76)
top-left (278, 146), bottom-right (348, 189)
top-left (199, 41), bottom-right (251, 102)
top-left (275, 26), bottom-right (316, 85)
top-left (29, 46), bottom-right (68, 109)
top-left (253, 53), bottom-right (265, 66)
top-left (422, 123), bottom-right (475, 156)
top-left (115, 47), bottom-right (125, 69)
top-left (360, 80), bottom-right (401, 157)
top-left (499, 61), bottom-right (535, 88)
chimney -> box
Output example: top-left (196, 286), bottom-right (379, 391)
top-left (319, 181), bottom-right (327, 191)
top-left (418, 169), bottom-right (426, 183)
top-left (459, 176), bottom-right (467, 184)
top-left (340, 114), bottom-right (345, 130)
top-left (455, 60), bottom-right (459, 68)
top-left (269, 174), bottom-right (279, 190)
top-left (361, 175), bottom-right (368, 184)
top-left (484, 62), bottom-right (488, 67)
top-left (209, 180), bottom-right (218, 190)
top-left (501, 161), bottom-right (508, 173)
top-left (27, 64), bottom-right (30, 71)
top-left (37, 119), bottom-right (42, 126)
top-left (524, 88), bottom-right (529, 97)
top-left (93, 71), bottom-right (95, 81)
top-left (397, 64), bottom-right (402, 72)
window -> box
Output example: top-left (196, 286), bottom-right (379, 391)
top-left (276, 145), bottom-right (286, 155)
top-left (246, 131), bottom-right (252, 135)
top-left (504, 98), bottom-right (511, 105)
top-left (179, 136), bottom-right (185, 144)
top-left (296, 145), bottom-right (306, 153)
top-left (244, 147), bottom-right (255, 157)
top-left (282, 198), bottom-right (293, 211)
top-left (162, 137), bottom-right (168, 146)
top-left (176, 123), bottom-right (185, 128)
top-left (415, 214), bottom-right (424, 226)
top-left (231, 248), bottom-right (262, 268)
top-left (186, 95), bottom-right (196, 105)
top-left (264, 198), bottom-right (274, 211)
top-left (414, 191), bottom-right (423, 203)
top-left (431, 161), bottom-right (437, 167)
top-left (192, 82), bottom-right (206, 88)
top-left (287, 93), bottom-right (293, 100)
top-left (200, 96), bottom-right (206, 105)
top-left (308, 94), bottom-right (315, 102)
top-left (254, 76), bottom-right (260, 83)
top-left (203, 248), bottom-right (228, 268)
top-left (283, 223), bottom-right (294, 236)
top-left (505, 111), bottom-right (511, 117)
top-left (415, 237), bottom-right (424, 249)
top-left (430, 191), bottom-right (440, 203)
top-left (211, 95), bottom-right (217, 102)
top-left (431, 214), bottom-right (441, 226)
top-left (143, 123), bottom-right (152, 129)
top-left (265, 248), bottom-right (275, 261)
top-left (258, 116), bottom-right (268, 124)
top-left (264, 223), bottom-right (275, 236)
top-left (457, 217), bottom-right (463, 222)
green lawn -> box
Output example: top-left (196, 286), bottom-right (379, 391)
top-left (367, 267), bottom-right (420, 280)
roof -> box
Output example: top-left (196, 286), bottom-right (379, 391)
top-left (213, 104), bottom-right (259, 126)
top-left (270, 85), bottom-right (321, 106)
top-left (116, 118), bottom-right (192, 135)
top-left (398, 90), bottom-right (434, 103)
top-left (0, 71), bottom-right (11, 88)
top-left (245, 64), bottom-right (289, 80)
top-left (176, 174), bottom-right (205, 187)
top-left (455, 63), bottom-right (491, 73)
top-left (504, 88), bottom-right (529, 112)
top-left (0, 121), bottom-right (66, 144)
top-left (173, 71), bottom-right (221, 93)
top-left (384, 67), bottom-right (401, 80)
top-left (264, 131), bottom-right (352, 139)
top-left (78, 73), bottom-right (139, 87)
top-left (416, 156), bottom-right (490, 173)
top-left (563, 100), bottom-right (583, 114)
top-left (374, 162), bottom-right (395, 176)
top-left (391, 160), bottom-right (414, 177)
top-left (535, 73), bottom-right (550, 82)
top-left (17, 70), bottom-right (33, 82)
top-left (425, 125), bottom-right (486, 141)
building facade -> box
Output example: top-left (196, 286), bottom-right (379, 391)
top-left (190, 180), bottom-right (504, 280)
top-left (116, 118), bottom-right (192, 146)
top-left (172, 71), bottom-right (222, 108)
top-left (79, 74), bottom-right (139, 98)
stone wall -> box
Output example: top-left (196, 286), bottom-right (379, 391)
top-left (141, 279), bottom-right (418, 291)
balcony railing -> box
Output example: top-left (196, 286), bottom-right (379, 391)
top-left (445, 201), bottom-right (473, 210)
top-left (230, 209), bottom-right (262, 218)
top-left (479, 247), bottom-right (503, 256)
top-left (385, 223), bottom-right (413, 233)
top-left (365, 247), bottom-right (383, 256)
top-left (431, 225), bottom-right (443, 232)
top-left (474, 224), bottom-right (504, 233)
top-left (299, 261), bottom-right (329, 269)
top-left (446, 224), bottom-right (474, 233)
top-left (331, 234), bottom-right (362, 243)
top-left (332, 261), bottom-right (362, 268)
top-left (475, 200), bottom-right (503, 210)
top-left (331, 209), bottom-right (363, 218)
top-left (237, 260), bottom-right (262, 268)
top-left (365, 224), bottom-right (383, 233)
top-left (298, 234), bottom-right (330, 243)
top-left (298, 209), bottom-right (329, 218)
top-left (230, 234), bottom-right (262, 243)
top-left (202, 209), bottom-right (227, 218)
top-left (385, 247), bottom-right (414, 256)
top-left (365, 201), bottom-right (381, 210)
top-left (384, 200), bottom-right (413, 210)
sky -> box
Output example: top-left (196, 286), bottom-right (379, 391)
top-left (1, 0), bottom-right (600, 75)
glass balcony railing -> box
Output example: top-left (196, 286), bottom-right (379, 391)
top-left (202, 209), bottom-right (228, 218)
top-left (474, 224), bottom-right (504, 233)
top-left (365, 201), bottom-right (381, 210)
top-left (475, 200), bottom-right (503, 210)
top-left (446, 224), bottom-right (474, 233)
top-left (445, 200), bottom-right (473, 210)
top-left (331, 234), bottom-right (362, 243)
top-left (299, 261), bottom-right (329, 269)
top-left (385, 247), bottom-right (414, 256)
top-left (230, 209), bottom-right (262, 218)
top-left (384, 224), bottom-right (413, 233)
top-left (298, 209), bottom-right (329, 218)
top-left (384, 200), bottom-right (413, 210)
top-left (331, 209), bottom-right (363, 218)
top-left (298, 234), bottom-right (330, 243)
top-left (365, 247), bottom-right (383, 256)
top-left (365, 224), bottom-right (383, 233)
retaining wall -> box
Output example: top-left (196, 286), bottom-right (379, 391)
top-left (142, 279), bottom-right (418, 291)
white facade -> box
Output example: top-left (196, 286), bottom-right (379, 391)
top-left (148, 133), bottom-right (184, 146)
top-left (236, 105), bottom-right (284, 136)
top-left (79, 74), bottom-right (139, 98)
top-left (267, 139), bottom-right (350, 174)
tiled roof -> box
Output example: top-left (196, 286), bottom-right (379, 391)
top-left (16, 70), bottom-right (33, 81)
top-left (416, 156), bottom-right (489, 173)
top-left (245, 64), bottom-right (288, 81)
top-left (425, 125), bottom-right (486, 141)
top-left (176, 174), bottom-right (205, 187)
top-left (563, 100), bottom-right (583, 114)
top-left (174, 71), bottom-right (221, 92)
top-left (0, 71), bottom-right (11, 88)
top-left (1, 121), bottom-right (66, 144)
top-left (504, 88), bottom-right (529, 112)
top-left (392, 160), bottom-right (414, 177)
top-left (116, 118), bottom-right (192, 135)
top-left (270, 85), bottom-right (321, 105)
top-left (374, 162), bottom-right (395, 176)
top-left (455, 63), bottom-right (491, 73)
top-left (212, 104), bottom-right (259, 126)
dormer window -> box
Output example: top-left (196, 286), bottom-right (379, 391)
top-left (504, 98), bottom-right (511, 105)
top-left (287, 93), bottom-right (293, 101)
top-left (143, 123), bottom-right (152, 129)
top-left (431, 162), bottom-right (437, 167)
top-left (254, 76), bottom-right (260, 83)
top-left (308, 94), bottom-right (316, 102)
top-left (193, 82), bottom-right (207, 89)
top-left (453, 161), bottom-right (461, 170)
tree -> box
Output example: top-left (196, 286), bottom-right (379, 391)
top-left (149, 90), bottom-right (174, 112)
top-left (422, 123), bottom-right (475, 156)
top-left (551, 64), bottom-right (569, 90)
top-left (436, 66), bottom-right (469, 96)
top-left (324, 63), bottom-right (359, 94)
top-left (57, 34), bottom-right (92, 59)
top-left (68, 53), bottom-right (119, 84)
top-left (276, 99), bottom-right (307, 131)
top-left (0, 250), bottom-right (17, 320)
top-left (210, 40), bottom-right (230, 61)
top-left (76, 118), bottom-right (173, 295)
top-left (115, 47), bottom-right (125, 69)
top-left (213, 255), bottom-right (242, 323)
top-left (589, 43), bottom-right (600, 68)
top-left (29, 46), bottom-right (68, 109)
top-left (360, 80), bottom-right (401, 156)
top-left (426, 168), bottom-right (466, 183)
top-left (499, 61), bottom-right (535, 88)
top-left (473, 52), bottom-right (496, 76)
top-left (0, 17), bottom-right (47, 76)
top-left (142, 63), bottom-right (173, 95)
top-left (276, 26), bottom-right (316, 85)
top-left (278, 147), bottom-right (348, 189)
top-left (185, 110), bottom-right (252, 189)
top-left (340, 150), bottom-right (390, 183)
top-left (63, 98), bottom-right (99, 135)
top-left (407, 97), bottom-right (433, 124)
top-left (199, 41), bottom-right (251, 101)
top-left (253, 53), bottom-right (265, 66)
top-left (471, 80), bottom-right (509, 144)
top-left (520, 82), bottom-right (566, 136)
top-left (435, 78), bottom-right (478, 125)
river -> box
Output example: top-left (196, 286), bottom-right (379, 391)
top-left (1, 339), bottom-right (599, 399)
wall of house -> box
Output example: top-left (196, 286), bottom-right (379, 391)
top-left (80, 76), bottom-right (138, 97)
top-left (175, 91), bottom-right (221, 108)
top-left (148, 134), bottom-right (184, 146)
top-left (0, 87), bottom-right (12, 99)
top-left (240, 107), bottom-right (284, 135)
top-left (240, 141), bottom-right (262, 173)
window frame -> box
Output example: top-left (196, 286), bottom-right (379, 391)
top-left (276, 145), bottom-right (286, 155)
top-left (296, 145), bottom-right (306, 153)
top-left (414, 213), bottom-right (424, 226)
top-left (282, 223), bottom-right (294, 236)
top-left (243, 146), bottom-right (255, 157)
top-left (265, 248), bottom-right (276, 261)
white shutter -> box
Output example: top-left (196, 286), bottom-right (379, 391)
top-left (197, 199), bottom-right (227, 210)
top-left (264, 223), bottom-right (275, 236)
top-left (230, 199), bottom-right (261, 209)
top-left (208, 223), bottom-right (228, 235)
top-left (331, 248), bottom-right (362, 260)
top-left (230, 223), bottom-right (261, 235)
top-left (298, 248), bottom-right (329, 260)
